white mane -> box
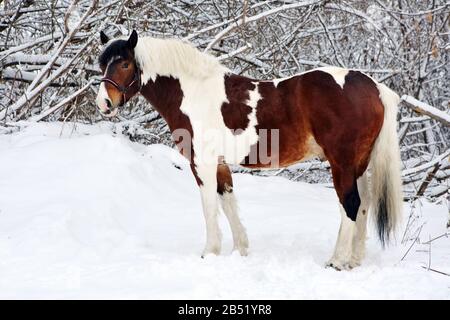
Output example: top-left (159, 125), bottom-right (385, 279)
top-left (134, 37), bottom-right (228, 84)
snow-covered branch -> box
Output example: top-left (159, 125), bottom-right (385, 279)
top-left (401, 95), bottom-right (450, 127)
top-left (402, 149), bottom-right (450, 177)
top-left (29, 79), bottom-right (94, 122)
top-left (204, 0), bottom-right (322, 52)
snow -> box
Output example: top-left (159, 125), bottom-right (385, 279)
top-left (0, 122), bottom-right (449, 299)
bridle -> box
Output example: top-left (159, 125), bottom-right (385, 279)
top-left (101, 69), bottom-right (141, 105)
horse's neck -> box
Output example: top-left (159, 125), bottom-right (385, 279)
top-left (139, 72), bottom-right (256, 128)
top-left (139, 75), bottom-right (186, 129)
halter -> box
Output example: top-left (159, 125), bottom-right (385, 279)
top-left (101, 70), bottom-right (141, 105)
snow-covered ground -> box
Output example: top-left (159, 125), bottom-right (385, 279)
top-left (0, 122), bottom-right (448, 299)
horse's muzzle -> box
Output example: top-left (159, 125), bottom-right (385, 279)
top-left (99, 98), bottom-right (118, 118)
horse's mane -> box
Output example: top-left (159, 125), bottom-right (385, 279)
top-left (134, 37), bottom-right (228, 83)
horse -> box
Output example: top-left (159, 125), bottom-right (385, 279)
top-left (95, 30), bottom-right (403, 270)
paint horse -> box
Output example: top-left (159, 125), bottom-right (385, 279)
top-left (96, 30), bottom-right (403, 270)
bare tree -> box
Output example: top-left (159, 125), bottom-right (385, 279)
top-left (0, 0), bottom-right (448, 200)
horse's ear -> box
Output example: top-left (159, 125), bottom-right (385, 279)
top-left (100, 31), bottom-right (109, 45)
top-left (128, 30), bottom-right (138, 49)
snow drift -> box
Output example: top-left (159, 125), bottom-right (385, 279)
top-left (0, 122), bottom-right (448, 299)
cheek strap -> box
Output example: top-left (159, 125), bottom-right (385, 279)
top-left (101, 71), bottom-right (141, 105)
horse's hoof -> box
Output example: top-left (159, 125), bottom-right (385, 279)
top-left (348, 259), bottom-right (361, 269)
top-left (201, 253), bottom-right (218, 259)
top-left (325, 260), bottom-right (351, 271)
top-left (325, 262), bottom-right (342, 271)
top-left (233, 246), bottom-right (248, 257)
top-left (238, 236), bottom-right (249, 256)
top-left (201, 247), bottom-right (221, 258)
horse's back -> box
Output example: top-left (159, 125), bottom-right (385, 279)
top-left (240, 68), bottom-right (385, 170)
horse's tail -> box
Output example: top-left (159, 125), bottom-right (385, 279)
top-left (369, 83), bottom-right (403, 247)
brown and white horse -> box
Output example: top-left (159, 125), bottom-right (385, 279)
top-left (96, 30), bottom-right (403, 270)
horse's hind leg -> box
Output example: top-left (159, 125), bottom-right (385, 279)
top-left (326, 166), bottom-right (360, 270)
top-left (217, 163), bottom-right (249, 256)
top-left (350, 171), bottom-right (370, 268)
top-left (327, 166), bottom-right (370, 270)
top-left (327, 204), bottom-right (356, 270)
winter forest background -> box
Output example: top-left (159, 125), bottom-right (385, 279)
top-left (1, 0), bottom-right (449, 202)
top-left (1, 0), bottom-right (450, 299)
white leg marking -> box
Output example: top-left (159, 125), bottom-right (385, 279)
top-left (219, 191), bottom-right (249, 256)
top-left (350, 172), bottom-right (370, 268)
top-left (327, 205), bottom-right (356, 270)
top-left (197, 165), bottom-right (222, 257)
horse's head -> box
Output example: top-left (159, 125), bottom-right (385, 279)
top-left (96, 30), bottom-right (141, 117)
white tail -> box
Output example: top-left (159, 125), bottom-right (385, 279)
top-left (370, 83), bottom-right (403, 246)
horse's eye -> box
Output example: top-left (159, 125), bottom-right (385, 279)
top-left (122, 63), bottom-right (129, 69)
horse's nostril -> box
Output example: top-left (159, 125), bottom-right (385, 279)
top-left (105, 99), bottom-right (112, 109)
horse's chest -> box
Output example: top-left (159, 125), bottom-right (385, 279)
top-left (184, 104), bottom-right (260, 165)
top-left (179, 79), bottom-right (261, 165)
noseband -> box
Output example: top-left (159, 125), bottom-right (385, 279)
top-left (101, 70), bottom-right (141, 105)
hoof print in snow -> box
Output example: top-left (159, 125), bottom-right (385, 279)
top-left (173, 163), bottom-right (182, 170)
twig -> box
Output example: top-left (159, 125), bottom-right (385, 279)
top-left (421, 266), bottom-right (450, 277)
top-left (401, 224), bottom-right (423, 261)
top-left (29, 79), bottom-right (94, 121)
top-left (217, 43), bottom-right (252, 61)
top-left (422, 233), bottom-right (449, 244)
top-left (414, 163), bottom-right (441, 199)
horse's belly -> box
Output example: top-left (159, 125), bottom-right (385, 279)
top-left (239, 133), bottom-right (325, 169)
top-left (278, 135), bottom-right (326, 167)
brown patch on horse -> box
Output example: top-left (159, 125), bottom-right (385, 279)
top-left (140, 75), bottom-right (202, 186)
top-left (237, 70), bottom-right (383, 220)
top-left (217, 163), bottom-right (233, 195)
top-left (241, 79), bottom-right (319, 168)
top-left (301, 70), bottom-right (384, 176)
top-left (221, 75), bottom-right (255, 133)
top-left (297, 70), bottom-right (384, 217)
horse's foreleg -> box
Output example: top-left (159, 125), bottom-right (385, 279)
top-left (192, 164), bottom-right (222, 257)
top-left (217, 163), bottom-right (248, 256)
